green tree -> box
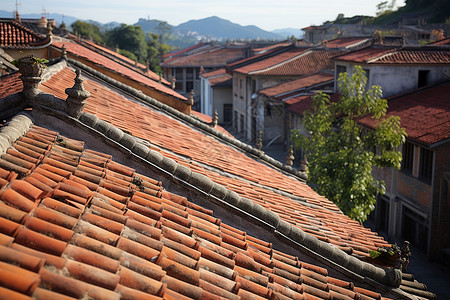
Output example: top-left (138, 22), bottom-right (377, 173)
top-left (146, 33), bottom-right (173, 74)
top-left (291, 66), bottom-right (406, 223)
top-left (107, 24), bottom-right (148, 62)
top-left (71, 20), bottom-right (104, 44)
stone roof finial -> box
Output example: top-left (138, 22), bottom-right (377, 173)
top-left (212, 110), bottom-right (218, 128)
top-left (286, 145), bottom-right (295, 167)
top-left (171, 77), bottom-right (176, 90)
top-left (158, 73), bottom-right (162, 84)
top-left (187, 90), bottom-right (194, 106)
top-left (200, 66), bottom-right (204, 75)
top-left (17, 56), bottom-right (44, 101)
top-left (65, 69), bottom-right (90, 118)
top-left (61, 45), bottom-right (67, 61)
top-left (255, 131), bottom-right (263, 151)
top-left (15, 10), bottom-right (21, 23)
top-left (46, 21), bottom-right (53, 39)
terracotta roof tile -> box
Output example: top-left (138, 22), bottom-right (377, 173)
top-left (259, 72), bottom-right (334, 98)
top-left (0, 72), bottom-right (22, 98)
top-left (236, 49), bottom-right (342, 76)
top-left (0, 20), bottom-right (49, 48)
top-left (162, 46), bottom-right (246, 67)
top-left (359, 81), bottom-right (450, 145)
top-left (334, 46), bottom-right (450, 64)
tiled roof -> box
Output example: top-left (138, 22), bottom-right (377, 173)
top-left (359, 81), bottom-right (450, 145)
top-left (252, 42), bottom-right (293, 53)
top-left (334, 46), bottom-right (450, 64)
top-left (80, 40), bottom-right (170, 85)
top-left (0, 121), bottom-right (400, 300)
top-left (35, 66), bottom-right (394, 261)
top-left (235, 49), bottom-right (341, 76)
top-left (430, 37), bottom-right (450, 45)
top-left (51, 41), bottom-right (185, 101)
top-left (201, 68), bottom-right (229, 78)
top-left (285, 95), bottom-right (314, 115)
top-left (202, 69), bottom-right (233, 87)
top-left (0, 72), bottom-right (22, 98)
top-left (163, 43), bottom-right (207, 59)
top-left (0, 20), bottom-right (49, 48)
top-left (161, 47), bottom-right (246, 68)
top-left (258, 73), bottom-right (334, 98)
top-left (319, 37), bottom-right (370, 49)
top-left (233, 48), bottom-right (306, 74)
top-left (189, 110), bottom-right (234, 138)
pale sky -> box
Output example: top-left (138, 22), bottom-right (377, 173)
top-left (5, 0), bottom-right (406, 31)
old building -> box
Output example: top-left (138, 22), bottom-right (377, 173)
top-left (360, 81), bottom-right (450, 261)
top-left (333, 45), bottom-right (450, 98)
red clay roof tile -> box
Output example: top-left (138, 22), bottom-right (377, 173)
top-left (359, 81), bottom-right (450, 145)
top-left (0, 20), bottom-right (49, 48)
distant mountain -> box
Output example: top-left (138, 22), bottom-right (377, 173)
top-left (175, 16), bottom-right (283, 40)
top-left (86, 20), bottom-right (121, 32)
top-left (135, 18), bottom-right (168, 34)
top-left (272, 28), bottom-right (304, 39)
top-left (0, 10), bottom-right (77, 26)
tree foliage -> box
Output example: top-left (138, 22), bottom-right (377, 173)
top-left (147, 33), bottom-right (173, 74)
top-left (71, 20), bottom-right (105, 44)
top-left (291, 66), bottom-right (406, 223)
top-left (107, 24), bottom-right (148, 62)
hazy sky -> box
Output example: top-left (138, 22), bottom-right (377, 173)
top-left (5, 0), bottom-right (405, 31)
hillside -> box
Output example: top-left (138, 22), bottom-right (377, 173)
top-left (175, 16), bottom-right (282, 40)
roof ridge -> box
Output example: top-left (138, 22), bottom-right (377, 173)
top-left (66, 58), bottom-right (309, 181)
top-left (58, 110), bottom-right (404, 290)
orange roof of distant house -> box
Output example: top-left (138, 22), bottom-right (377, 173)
top-left (236, 49), bottom-right (341, 76)
top-left (259, 72), bottom-right (334, 98)
top-left (51, 41), bottom-right (185, 101)
top-left (161, 47), bottom-right (245, 67)
top-left (334, 46), bottom-right (450, 64)
top-left (320, 37), bottom-right (371, 49)
top-left (252, 42), bottom-right (292, 53)
top-left (360, 82), bottom-right (450, 145)
top-left (163, 42), bottom-right (206, 59)
top-left (431, 37), bottom-right (450, 45)
top-left (0, 19), bottom-right (49, 48)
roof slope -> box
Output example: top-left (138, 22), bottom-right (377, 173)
top-left (259, 73), bottom-right (334, 98)
top-left (235, 49), bottom-right (341, 76)
top-left (360, 81), bottom-right (450, 145)
top-left (51, 41), bottom-right (185, 101)
top-left (161, 46), bottom-right (246, 67)
top-left (0, 119), bottom-right (400, 300)
top-left (334, 46), bottom-right (450, 64)
top-left (37, 66), bottom-right (393, 260)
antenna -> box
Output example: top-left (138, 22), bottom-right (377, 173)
top-left (14, 0), bottom-right (21, 17)
top-left (41, 6), bottom-right (49, 17)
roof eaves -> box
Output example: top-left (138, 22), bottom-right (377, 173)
top-left (248, 49), bottom-right (312, 75)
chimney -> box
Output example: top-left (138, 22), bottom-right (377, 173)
top-left (46, 22), bottom-right (53, 39)
top-left (15, 11), bottom-right (21, 23)
top-left (65, 69), bottom-right (90, 118)
top-left (17, 56), bottom-right (44, 101)
top-left (171, 77), bottom-right (176, 90)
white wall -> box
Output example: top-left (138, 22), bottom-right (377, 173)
top-left (335, 62), bottom-right (450, 98)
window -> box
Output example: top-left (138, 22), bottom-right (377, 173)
top-left (233, 111), bottom-right (238, 131)
top-left (239, 79), bottom-right (243, 98)
top-left (240, 114), bottom-right (244, 133)
top-left (223, 104), bottom-right (232, 123)
top-left (419, 147), bottom-right (433, 181)
top-left (376, 196), bottom-right (390, 234)
top-left (175, 68), bottom-right (183, 90)
top-left (251, 80), bottom-right (256, 94)
top-left (418, 70), bottom-right (429, 88)
top-left (402, 141), bottom-right (414, 174)
top-left (336, 65), bottom-right (347, 79)
top-left (402, 206), bottom-right (428, 253)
